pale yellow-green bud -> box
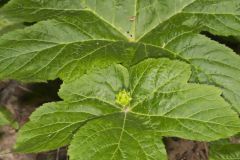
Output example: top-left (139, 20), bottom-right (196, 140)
top-left (115, 90), bottom-right (132, 107)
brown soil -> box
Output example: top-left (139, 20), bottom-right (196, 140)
top-left (164, 138), bottom-right (208, 160)
top-left (0, 80), bottom-right (209, 160)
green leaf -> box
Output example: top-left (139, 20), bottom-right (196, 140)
top-left (0, 17), bottom-right (11, 30)
top-left (2, 0), bottom-right (240, 39)
top-left (16, 64), bottom-right (129, 152)
top-left (0, 106), bottom-right (13, 127)
top-left (140, 0), bottom-right (240, 42)
top-left (1, 0), bottom-right (240, 113)
top-left (0, 16), bottom-right (24, 36)
top-left (16, 59), bottom-right (240, 160)
top-left (69, 114), bottom-right (167, 160)
top-left (0, 107), bottom-right (11, 126)
top-left (146, 33), bottom-right (240, 113)
top-left (0, 17), bottom-right (173, 82)
top-left (15, 102), bottom-right (96, 152)
top-left (210, 140), bottom-right (240, 160)
top-left (0, 0), bottom-right (196, 40)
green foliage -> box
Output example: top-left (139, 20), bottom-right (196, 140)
top-left (0, 17), bottom-right (24, 36)
top-left (0, 0), bottom-right (240, 113)
top-left (210, 138), bottom-right (240, 160)
top-left (15, 59), bottom-right (240, 159)
top-left (0, 0), bottom-right (239, 159)
top-left (0, 106), bottom-right (17, 128)
top-left (0, 107), bottom-right (11, 127)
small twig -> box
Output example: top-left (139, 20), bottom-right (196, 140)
top-left (203, 142), bottom-right (209, 158)
top-left (16, 85), bottom-right (33, 93)
top-left (56, 148), bottom-right (60, 160)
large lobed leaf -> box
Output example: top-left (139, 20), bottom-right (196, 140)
top-left (15, 59), bottom-right (240, 160)
top-left (0, 0), bottom-right (240, 113)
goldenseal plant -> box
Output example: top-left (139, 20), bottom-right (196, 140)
top-left (0, 0), bottom-right (240, 159)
